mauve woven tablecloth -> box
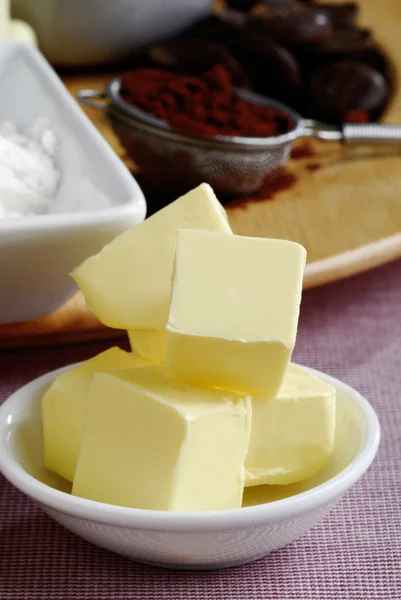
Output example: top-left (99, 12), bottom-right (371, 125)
top-left (1, 260), bottom-right (400, 600)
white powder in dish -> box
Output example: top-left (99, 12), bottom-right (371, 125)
top-left (0, 119), bottom-right (114, 219)
top-left (0, 119), bottom-right (60, 218)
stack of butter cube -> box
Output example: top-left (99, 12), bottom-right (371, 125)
top-left (42, 184), bottom-right (336, 511)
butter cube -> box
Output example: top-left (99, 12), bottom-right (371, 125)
top-left (8, 20), bottom-right (38, 46)
top-left (0, 1), bottom-right (38, 45)
top-left (0, 1), bottom-right (8, 38)
top-left (127, 328), bottom-right (167, 364)
top-left (245, 364), bottom-right (336, 486)
top-left (72, 367), bottom-right (251, 511)
top-left (42, 347), bottom-right (148, 481)
top-left (167, 230), bottom-right (306, 397)
top-left (72, 184), bottom-right (232, 344)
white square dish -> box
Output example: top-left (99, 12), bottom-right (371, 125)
top-left (0, 41), bottom-right (146, 324)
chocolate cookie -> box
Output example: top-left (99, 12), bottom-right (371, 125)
top-left (317, 3), bottom-right (358, 28)
top-left (149, 39), bottom-right (224, 73)
top-left (226, 0), bottom-right (262, 10)
top-left (230, 30), bottom-right (302, 99)
top-left (308, 27), bottom-right (373, 56)
top-left (250, 2), bottom-right (332, 45)
top-left (264, 0), bottom-right (297, 5)
top-left (309, 60), bottom-right (389, 123)
top-left (149, 39), bottom-right (250, 88)
top-left (358, 48), bottom-right (394, 84)
top-left (182, 14), bottom-right (245, 44)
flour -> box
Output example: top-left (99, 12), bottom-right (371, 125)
top-left (0, 119), bottom-right (60, 218)
top-left (0, 119), bottom-right (114, 219)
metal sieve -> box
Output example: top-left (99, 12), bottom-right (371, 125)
top-left (78, 78), bottom-right (401, 196)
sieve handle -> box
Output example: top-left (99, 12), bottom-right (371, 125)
top-left (341, 123), bottom-right (401, 144)
top-left (302, 119), bottom-right (401, 145)
top-left (76, 89), bottom-right (107, 110)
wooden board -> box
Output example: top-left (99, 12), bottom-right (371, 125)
top-left (2, 0), bottom-right (401, 348)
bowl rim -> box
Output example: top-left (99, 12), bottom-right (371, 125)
top-left (0, 195), bottom-right (146, 234)
top-left (0, 363), bottom-right (380, 532)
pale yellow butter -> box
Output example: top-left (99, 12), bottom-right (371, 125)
top-left (0, 1), bottom-right (8, 38)
top-left (127, 328), bottom-right (167, 364)
top-left (7, 20), bottom-right (38, 45)
top-left (245, 364), bottom-right (336, 486)
top-left (72, 366), bottom-right (252, 511)
top-left (0, 2), bottom-right (37, 45)
top-left (42, 347), bottom-right (147, 481)
top-left (72, 184), bottom-right (232, 345)
top-left (167, 230), bottom-right (306, 397)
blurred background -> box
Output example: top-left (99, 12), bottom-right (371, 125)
top-left (2, 0), bottom-right (401, 336)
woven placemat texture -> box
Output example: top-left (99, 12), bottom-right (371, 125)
top-left (1, 260), bottom-right (400, 599)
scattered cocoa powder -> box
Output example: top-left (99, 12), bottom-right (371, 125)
top-left (225, 167), bottom-right (297, 208)
top-left (291, 142), bottom-right (315, 160)
top-left (306, 162), bottom-right (321, 172)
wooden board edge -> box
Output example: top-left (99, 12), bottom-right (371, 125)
top-left (304, 231), bottom-right (401, 289)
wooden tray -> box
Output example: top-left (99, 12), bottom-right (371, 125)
top-left (2, 0), bottom-right (401, 348)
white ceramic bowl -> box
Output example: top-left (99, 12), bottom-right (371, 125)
top-left (0, 363), bottom-right (380, 570)
top-left (0, 42), bottom-right (146, 324)
top-left (11, 0), bottom-right (214, 67)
